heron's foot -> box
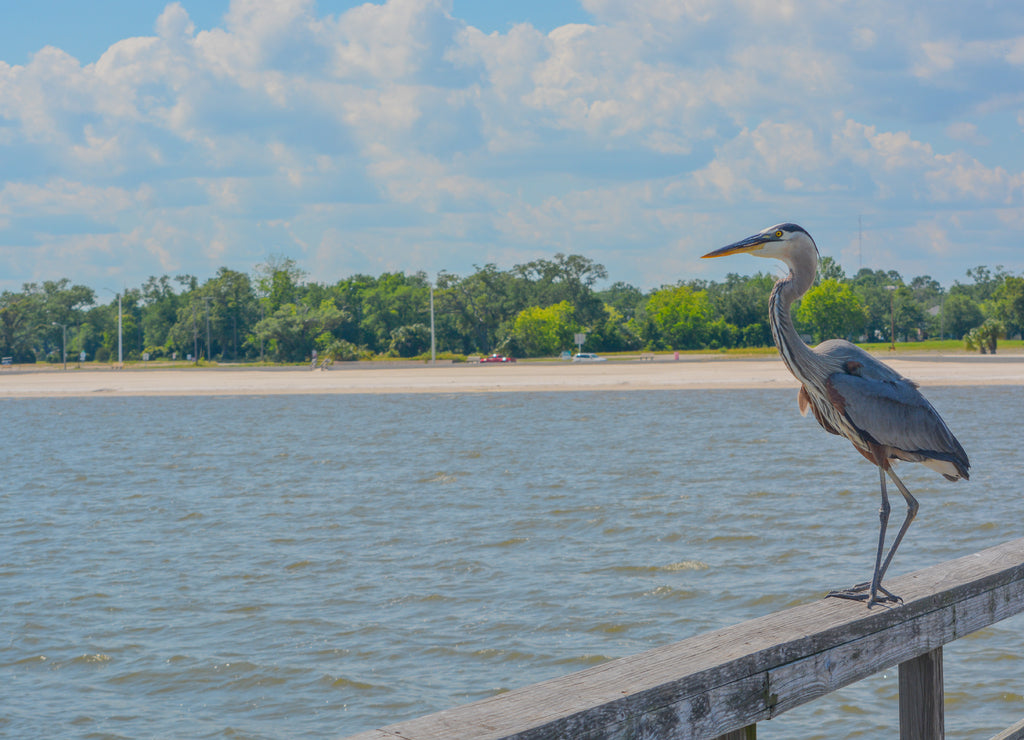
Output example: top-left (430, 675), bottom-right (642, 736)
top-left (827, 581), bottom-right (902, 607)
top-left (826, 586), bottom-right (870, 602)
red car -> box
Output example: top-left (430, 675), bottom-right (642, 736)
top-left (480, 354), bottom-right (516, 363)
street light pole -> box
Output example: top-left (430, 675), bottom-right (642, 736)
top-left (117, 292), bottom-right (123, 365)
top-left (429, 283), bottom-right (436, 365)
top-left (885, 285), bottom-right (896, 351)
top-left (100, 288), bottom-right (124, 366)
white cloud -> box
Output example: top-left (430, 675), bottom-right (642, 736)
top-left (833, 118), bottom-right (1022, 204)
top-left (925, 159), bottom-right (1023, 203)
top-left (851, 27), bottom-right (877, 51)
top-left (834, 120), bottom-right (937, 173)
top-left (329, 0), bottom-right (459, 81)
top-left (0, 179), bottom-right (147, 219)
top-left (581, 0), bottom-right (718, 25)
top-left (911, 33), bottom-right (1024, 92)
top-left (946, 121), bottom-right (989, 145)
top-left (1, 0), bottom-right (1024, 289)
top-left (913, 40), bottom-right (959, 79)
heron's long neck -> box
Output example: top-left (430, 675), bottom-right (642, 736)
top-left (769, 258), bottom-right (823, 386)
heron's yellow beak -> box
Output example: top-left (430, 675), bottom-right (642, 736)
top-left (702, 233), bottom-right (774, 259)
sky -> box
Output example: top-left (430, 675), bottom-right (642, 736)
top-left (2, 0), bottom-right (1024, 295)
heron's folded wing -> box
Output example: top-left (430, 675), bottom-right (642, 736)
top-left (828, 373), bottom-right (969, 475)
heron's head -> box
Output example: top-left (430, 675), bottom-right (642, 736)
top-left (702, 223), bottom-right (818, 264)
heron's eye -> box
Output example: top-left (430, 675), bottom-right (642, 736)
top-left (775, 230), bottom-right (783, 238)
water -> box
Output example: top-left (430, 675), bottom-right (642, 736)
top-left (1, 388), bottom-right (1022, 738)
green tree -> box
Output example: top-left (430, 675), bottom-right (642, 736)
top-left (436, 265), bottom-right (521, 353)
top-left (597, 281), bottom-right (645, 321)
top-left (113, 288), bottom-right (144, 360)
top-left (358, 272), bottom-right (431, 351)
top-left (254, 255), bottom-right (307, 313)
top-left (957, 265), bottom-right (1010, 303)
top-left (165, 271), bottom-right (260, 362)
top-left (851, 268), bottom-right (904, 342)
top-left (514, 253), bottom-right (608, 325)
top-left (796, 279), bottom-right (868, 342)
top-left (964, 318), bottom-right (1005, 354)
top-left (639, 285), bottom-right (714, 349)
top-left (78, 300), bottom-right (117, 362)
top-left (389, 323), bottom-right (432, 357)
top-left (140, 276), bottom-right (184, 353)
top-left (816, 255), bottom-right (846, 284)
top-left (326, 274), bottom-right (377, 350)
top-left (9, 279), bottom-right (97, 362)
top-left (206, 268), bottom-right (259, 360)
top-left (909, 275), bottom-right (943, 307)
top-left (584, 304), bottom-right (641, 352)
top-left (993, 276), bottom-right (1024, 339)
top-left (909, 275), bottom-right (944, 338)
top-left (167, 293), bottom-right (208, 361)
top-left (941, 293), bottom-right (984, 340)
top-left (891, 285), bottom-right (925, 341)
top-left (253, 300), bottom-right (347, 362)
top-left (0, 291), bottom-right (41, 362)
top-left (706, 273), bottom-right (774, 347)
top-left (511, 301), bottom-right (578, 357)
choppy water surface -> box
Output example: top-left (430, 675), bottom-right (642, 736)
top-left (2, 387), bottom-right (1023, 738)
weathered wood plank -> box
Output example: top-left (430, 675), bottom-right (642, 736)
top-left (766, 573), bottom-right (1024, 721)
top-left (990, 716), bottom-right (1024, 740)
top-left (898, 647), bottom-right (943, 739)
top-left (340, 537), bottom-right (1024, 740)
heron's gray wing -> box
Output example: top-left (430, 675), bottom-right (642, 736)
top-left (816, 339), bottom-right (913, 384)
top-left (827, 372), bottom-right (969, 477)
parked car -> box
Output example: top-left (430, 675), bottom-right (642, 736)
top-left (480, 354), bottom-right (516, 363)
top-left (572, 352), bottom-right (607, 363)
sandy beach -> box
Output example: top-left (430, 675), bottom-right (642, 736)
top-left (1, 354), bottom-right (1022, 397)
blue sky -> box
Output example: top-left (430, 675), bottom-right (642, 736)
top-left (2, 0), bottom-right (1023, 293)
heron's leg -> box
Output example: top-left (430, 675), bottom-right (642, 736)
top-left (868, 465), bottom-right (892, 602)
top-left (874, 467), bottom-right (919, 588)
top-left (828, 466), bottom-right (898, 604)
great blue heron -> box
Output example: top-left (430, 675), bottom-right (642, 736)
top-left (702, 223), bottom-right (970, 606)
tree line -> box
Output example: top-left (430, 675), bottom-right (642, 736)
top-left (2, 253), bottom-right (1022, 364)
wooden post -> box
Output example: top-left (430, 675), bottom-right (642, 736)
top-left (899, 646), bottom-right (943, 740)
top-left (715, 725), bottom-right (756, 740)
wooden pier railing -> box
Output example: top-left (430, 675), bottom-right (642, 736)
top-left (344, 537), bottom-right (1024, 740)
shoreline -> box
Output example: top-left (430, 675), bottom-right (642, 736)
top-left (1, 355), bottom-right (1022, 397)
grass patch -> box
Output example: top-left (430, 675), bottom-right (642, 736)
top-left (857, 339), bottom-right (1024, 353)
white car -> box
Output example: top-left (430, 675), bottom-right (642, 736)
top-left (572, 353), bottom-right (606, 362)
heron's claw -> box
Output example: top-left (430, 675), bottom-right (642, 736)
top-left (827, 587), bottom-right (870, 602)
top-left (827, 582), bottom-right (902, 607)
top-left (872, 583), bottom-right (902, 604)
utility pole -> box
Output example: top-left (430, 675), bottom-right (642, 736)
top-left (117, 292), bottom-right (123, 364)
top-left (858, 215), bottom-right (863, 269)
top-left (886, 285), bottom-right (897, 350)
top-left (430, 283), bottom-right (436, 365)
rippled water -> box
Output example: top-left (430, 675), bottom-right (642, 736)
top-left (2, 387), bottom-right (1023, 738)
